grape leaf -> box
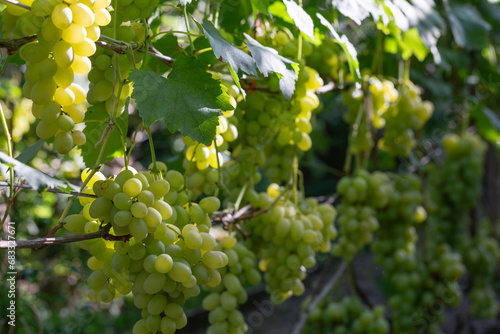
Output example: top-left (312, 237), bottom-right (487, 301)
top-left (202, 19), bottom-right (257, 97)
top-left (283, 0), bottom-right (314, 40)
top-left (250, 0), bottom-right (270, 19)
top-left (0, 152), bottom-right (78, 192)
top-left (16, 139), bottom-right (45, 164)
top-left (316, 14), bottom-right (361, 85)
top-left (243, 33), bottom-right (298, 100)
top-left (82, 103), bottom-right (128, 167)
top-left (471, 106), bottom-right (500, 147)
top-left (446, 3), bottom-right (491, 50)
top-left (129, 56), bottom-right (232, 145)
top-left (331, 0), bottom-right (385, 25)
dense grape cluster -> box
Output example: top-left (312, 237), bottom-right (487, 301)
top-left (202, 235), bottom-right (261, 334)
top-left (378, 81), bottom-right (433, 156)
top-left (86, 25), bottom-right (141, 117)
top-left (302, 296), bottom-right (389, 334)
top-left (461, 221), bottom-right (500, 319)
top-left (342, 78), bottom-right (398, 154)
top-left (426, 133), bottom-right (487, 246)
top-left (16, 0), bottom-right (112, 153)
top-left (243, 184), bottom-right (337, 304)
top-left (182, 102), bottom-right (238, 197)
top-left (333, 170), bottom-right (391, 260)
top-left (62, 166), bottom-right (239, 334)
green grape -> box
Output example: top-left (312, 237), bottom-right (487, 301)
top-left (56, 114), bottom-right (74, 131)
top-left (154, 254), bottom-right (173, 273)
top-left (199, 196), bottom-right (221, 214)
top-left (143, 272), bottom-right (167, 294)
top-left (129, 218), bottom-right (148, 240)
top-left (89, 196), bottom-right (112, 219)
top-left (53, 40), bottom-right (74, 67)
top-left (54, 131), bottom-right (73, 154)
top-left (137, 190), bottom-right (155, 207)
top-left (144, 207), bottom-right (162, 228)
top-left (131, 202), bottom-right (148, 218)
top-left (165, 170), bottom-right (184, 190)
top-left (123, 178), bottom-right (143, 197)
top-left (63, 214), bottom-right (87, 234)
top-left (148, 179), bottom-right (170, 199)
top-left (70, 2), bottom-right (94, 27)
top-left (168, 261), bottom-right (191, 283)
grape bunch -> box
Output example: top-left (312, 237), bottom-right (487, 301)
top-left (378, 81), bottom-right (433, 156)
top-left (62, 166), bottom-right (237, 334)
top-left (302, 296), bottom-right (389, 334)
top-left (182, 101), bottom-right (238, 197)
top-left (202, 235), bottom-right (261, 334)
top-left (243, 184), bottom-right (337, 304)
top-left (426, 132), bottom-right (487, 247)
top-left (460, 221), bottom-right (500, 319)
top-left (13, 0), bottom-right (112, 153)
top-left (333, 170), bottom-right (391, 261)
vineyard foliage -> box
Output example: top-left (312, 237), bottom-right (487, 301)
top-left (0, 0), bottom-right (500, 333)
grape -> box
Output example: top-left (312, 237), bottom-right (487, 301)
top-left (63, 214), bottom-right (87, 234)
top-left (152, 200), bottom-right (173, 220)
top-left (51, 4), bottom-right (73, 30)
top-left (31, 79), bottom-right (56, 105)
top-left (123, 178), bottom-right (143, 197)
top-left (70, 3), bottom-right (94, 27)
top-left (114, 210), bottom-right (132, 227)
top-left (148, 179), bottom-right (170, 199)
top-left (155, 254), bottom-right (173, 273)
top-left (54, 131), bottom-right (73, 154)
top-left (38, 58), bottom-right (58, 77)
top-left (168, 262), bottom-right (191, 282)
top-left (89, 196), bottom-right (112, 219)
top-left (53, 40), bottom-right (74, 67)
top-left (113, 192), bottom-right (132, 210)
top-left (131, 202), bottom-right (148, 218)
top-left (199, 196), bottom-right (221, 214)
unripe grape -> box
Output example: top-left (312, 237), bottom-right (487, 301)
top-left (54, 131), bottom-right (74, 154)
top-left (70, 3), bottom-right (94, 27)
top-left (57, 114), bottom-right (75, 132)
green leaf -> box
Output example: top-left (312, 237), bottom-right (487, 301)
top-left (0, 152), bottom-right (78, 192)
top-left (471, 106), bottom-right (500, 147)
top-left (250, 0), bottom-right (269, 19)
top-left (316, 13), bottom-right (361, 85)
top-left (243, 33), bottom-right (298, 100)
top-left (82, 104), bottom-right (128, 167)
top-left (331, 0), bottom-right (385, 25)
top-left (202, 19), bottom-right (257, 97)
top-left (447, 3), bottom-right (491, 50)
top-left (129, 56), bottom-right (232, 145)
top-left (283, 0), bottom-right (315, 39)
top-left (16, 139), bottom-right (44, 164)
top-left (401, 28), bottom-right (429, 61)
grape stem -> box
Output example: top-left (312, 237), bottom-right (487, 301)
top-left (145, 126), bottom-right (157, 174)
top-left (0, 227), bottom-right (130, 249)
top-left (183, 5), bottom-right (195, 54)
top-left (0, 102), bottom-right (14, 228)
top-left (290, 261), bottom-right (347, 334)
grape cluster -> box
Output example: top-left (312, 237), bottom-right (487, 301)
top-left (87, 25), bottom-right (142, 117)
top-left (182, 103), bottom-right (238, 197)
top-left (378, 81), bottom-right (433, 156)
top-left (243, 185), bottom-right (337, 304)
top-left (460, 221), bottom-right (500, 319)
top-left (14, 0), bottom-right (111, 153)
top-left (333, 170), bottom-right (391, 260)
top-left (306, 38), bottom-right (342, 80)
top-left (302, 296), bottom-right (389, 334)
top-left (202, 235), bottom-right (261, 334)
top-left (426, 133), bottom-right (487, 246)
top-left (62, 166), bottom-right (236, 334)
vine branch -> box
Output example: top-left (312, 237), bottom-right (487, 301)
top-left (0, 228), bottom-right (131, 249)
top-left (0, 182), bottom-right (98, 198)
top-left (291, 261), bottom-right (347, 334)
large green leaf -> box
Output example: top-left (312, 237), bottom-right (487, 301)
top-left (243, 34), bottom-right (298, 100)
top-left (129, 56), bottom-right (233, 145)
top-left (82, 103), bottom-right (128, 167)
top-left (331, 0), bottom-right (385, 25)
top-left (0, 152), bottom-right (77, 192)
top-left (447, 3), bottom-right (491, 50)
top-left (472, 106), bottom-right (500, 147)
top-left (316, 13), bottom-right (361, 85)
top-left (202, 19), bottom-right (257, 97)
top-left (283, 0), bottom-right (315, 40)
